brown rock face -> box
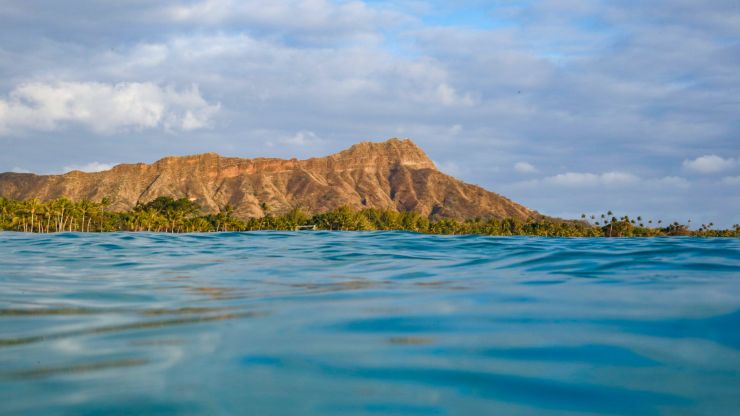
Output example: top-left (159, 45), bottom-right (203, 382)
top-left (0, 138), bottom-right (535, 220)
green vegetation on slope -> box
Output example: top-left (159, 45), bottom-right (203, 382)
top-left (0, 197), bottom-right (738, 237)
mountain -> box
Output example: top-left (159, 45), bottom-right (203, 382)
top-left (0, 138), bottom-right (536, 220)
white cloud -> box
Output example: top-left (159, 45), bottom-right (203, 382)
top-left (0, 82), bottom-right (219, 135)
top-left (10, 167), bottom-right (31, 173)
top-left (435, 160), bottom-right (467, 177)
top-left (433, 83), bottom-right (475, 107)
top-left (682, 155), bottom-right (736, 173)
top-left (514, 161), bottom-right (538, 173)
top-left (722, 176), bottom-right (740, 185)
top-left (543, 171), bottom-right (639, 187)
top-left (280, 131), bottom-right (323, 146)
top-left (62, 162), bottom-right (117, 173)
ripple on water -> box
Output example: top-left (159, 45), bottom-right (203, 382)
top-left (0, 232), bottom-right (738, 415)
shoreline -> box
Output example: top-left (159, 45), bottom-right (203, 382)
top-left (2, 197), bottom-right (737, 237)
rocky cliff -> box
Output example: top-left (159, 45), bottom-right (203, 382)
top-left (0, 138), bottom-right (536, 220)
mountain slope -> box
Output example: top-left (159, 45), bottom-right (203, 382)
top-left (0, 138), bottom-right (536, 220)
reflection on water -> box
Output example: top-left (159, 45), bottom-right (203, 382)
top-left (0, 232), bottom-right (739, 415)
top-left (0, 311), bottom-right (261, 347)
top-left (7, 358), bottom-right (148, 380)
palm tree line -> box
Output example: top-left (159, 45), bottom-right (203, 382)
top-left (1, 197), bottom-right (738, 237)
top-left (580, 211), bottom-right (739, 237)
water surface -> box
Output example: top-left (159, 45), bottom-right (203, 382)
top-left (1, 232), bottom-right (739, 415)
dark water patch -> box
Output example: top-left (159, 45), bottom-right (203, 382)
top-left (69, 399), bottom-right (202, 416)
top-left (110, 261), bottom-right (141, 268)
top-left (328, 402), bottom-right (445, 415)
top-left (336, 316), bottom-right (468, 333)
top-left (323, 365), bottom-right (686, 415)
top-left (466, 344), bottom-right (657, 366)
top-left (389, 271), bottom-right (436, 280)
top-left (240, 355), bottom-right (284, 367)
top-left (97, 243), bottom-right (125, 250)
top-left (519, 279), bottom-right (567, 285)
top-left (387, 336), bottom-right (435, 346)
top-left (608, 309), bottom-right (740, 350)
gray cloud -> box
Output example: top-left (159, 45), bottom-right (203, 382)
top-left (0, 0), bottom-right (738, 226)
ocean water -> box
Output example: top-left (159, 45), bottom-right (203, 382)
top-left (0, 232), bottom-right (738, 416)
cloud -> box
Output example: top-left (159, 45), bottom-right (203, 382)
top-left (433, 83), bottom-right (476, 107)
top-left (652, 176), bottom-right (690, 189)
top-left (435, 160), bottom-right (475, 177)
top-left (0, 1), bottom-right (738, 226)
top-left (62, 161), bottom-right (117, 173)
top-left (543, 171), bottom-right (639, 187)
top-left (88, 31), bottom-right (478, 115)
top-left (514, 173), bottom-right (690, 190)
top-left (514, 161), bottom-right (538, 173)
top-left (280, 131), bottom-right (324, 146)
top-left (722, 176), bottom-right (740, 185)
top-left (0, 82), bottom-right (219, 135)
top-left (682, 155), bottom-right (736, 173)
top-left (163, 0), bottom-right (403, 45)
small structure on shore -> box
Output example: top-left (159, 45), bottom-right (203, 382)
top-left (295, 225), bottom-right (317, 231)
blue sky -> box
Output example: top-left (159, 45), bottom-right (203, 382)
top-left (0, 0), bottom-right (738, 226)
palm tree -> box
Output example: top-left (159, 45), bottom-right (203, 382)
top-left (99, 197), bottom-right (111, 231)
top-left (77, 199), bottom-right (93, 232)
top-left (27, 198), bottom-right (41, 232)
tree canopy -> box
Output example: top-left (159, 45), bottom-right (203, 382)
top-left (0, 197), bottom-right (737, 237)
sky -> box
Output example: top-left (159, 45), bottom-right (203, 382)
top-left (0, 0), bottom-right (738, 227)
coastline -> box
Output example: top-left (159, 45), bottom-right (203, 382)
top-left (2, 197), bottom-right (737, 237)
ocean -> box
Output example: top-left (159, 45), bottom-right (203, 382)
top-left (1, 232), bottom-right (738, 415)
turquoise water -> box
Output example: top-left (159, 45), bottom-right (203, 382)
top-left (0, 232), bottom-right (739, 415)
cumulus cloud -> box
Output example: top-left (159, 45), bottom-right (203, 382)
top-left (62, 161), bottom-right (117, 173)
top-left (514, 161), bottom-right (538, 173)
top-left (543, 171), bottom-right (639, 187)
top-left (0, 82), bottom-right (219, 135)
top-left (683, 155), bottom-right (736, 173)
top-left (280, 131), bottom-right (324, 146)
